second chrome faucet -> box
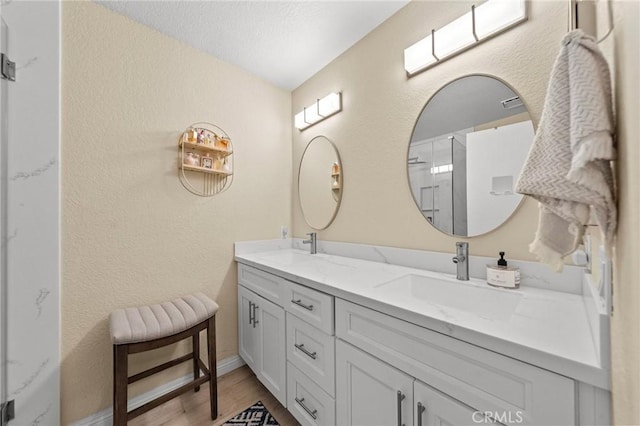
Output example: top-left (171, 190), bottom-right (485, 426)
top-left (302, 232), bottom-right (317, 254)
top-left (452, 242), bottom-right (469, 280)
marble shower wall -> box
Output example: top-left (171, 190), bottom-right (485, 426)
top-left (2, 1), bottom-right (60, 424)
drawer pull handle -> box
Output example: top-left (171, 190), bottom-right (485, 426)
top-left (417, 402), bottom-right (425, 426)
top-left (291, 299), bottom-right (314, 311)
top-left (295, 397), bottom-right (318, 420)
top-left (294, 343), bottom-right (317, 360)
top-left (248, 301), bottom-right (254, 326)
top-left (252, 304), bottom-right (259, 328)
top-left (397, 391), bottom-right (405, 426)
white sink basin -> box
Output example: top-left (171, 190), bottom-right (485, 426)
top-left (374, 274), bottom-right (522, 320)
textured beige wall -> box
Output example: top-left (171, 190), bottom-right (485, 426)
top-left (609, 1), bottom-right (640, 424)
top-left (61, 2), bottom-right (291, 423)
top-left (292, 0), bottom-right (567, 261)
top-left (291, 0), bottom-right (639, 423)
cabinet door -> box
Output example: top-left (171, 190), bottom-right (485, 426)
top-left (255, 291), bottom-right (287, 406)
top-left (238, 285), bottom-right (259, 370)
top-left (414, 380), bottom-right (501, 426)
top-left (238, 285), bottom-right (287, 406)
top-left (336, 340), bottom-right (413, 426)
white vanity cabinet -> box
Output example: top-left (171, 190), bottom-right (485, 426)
top-left (337, 339), bottom-right (501, 426)
top-left (237, 285), bottom-right (286, 405)
top-left (236, 257), bottom-right (606, 426)
top-left (335, 299), bottom-right (576, 426)
top-left (238, 263), bottom-right (337, 425)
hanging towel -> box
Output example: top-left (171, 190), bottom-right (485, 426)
top-left (516, 30), bottom-right (616, 272)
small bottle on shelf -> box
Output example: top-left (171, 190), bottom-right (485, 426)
top-left (213, 157), bottom-right (223, 170)
top-left (197, 130), bottom-right (205, 144)
top-left (187, 127), bottom-right (197, 143)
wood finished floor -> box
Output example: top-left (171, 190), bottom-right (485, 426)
top-left (129, 365), bottom-right (299, 426)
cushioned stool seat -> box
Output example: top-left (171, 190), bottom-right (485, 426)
top-left (109, 293), bottom-right (219, 425)
top-left (110, 292), bottom-right (218, 344)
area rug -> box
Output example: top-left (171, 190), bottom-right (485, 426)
top-left (223, 401), bottom-right (279, 426)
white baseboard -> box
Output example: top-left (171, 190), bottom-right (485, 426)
top-left (71, 355), bottom-right (245, 426)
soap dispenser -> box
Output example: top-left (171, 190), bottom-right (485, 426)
top-left (487, 252), bottom-right (520, 289)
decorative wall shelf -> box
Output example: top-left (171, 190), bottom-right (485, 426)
top-left (331, 166), bottom-right (341, 200)
top-left (178, 122), bottom-right (234, 197)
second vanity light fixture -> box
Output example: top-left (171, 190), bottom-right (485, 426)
top-left (404, 0), bottom-right (527, 76)
top-left (294, 92), bottom-right (342, 131)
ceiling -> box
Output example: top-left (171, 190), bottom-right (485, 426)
top-left (97, 0), bottom-right (410, 90)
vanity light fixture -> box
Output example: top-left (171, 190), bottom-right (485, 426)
top-left (294, 92), bottom-right (342, 131)
top-left (404, 0), bottom-right (527, 76)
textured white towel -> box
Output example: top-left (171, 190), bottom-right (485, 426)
top-left (516, 30), bottom-right (616, 271)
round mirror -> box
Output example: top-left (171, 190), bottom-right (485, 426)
top-left (408, 75), bottom-right (534, 237)
top-left (299, 136), bottom-right (342, 230)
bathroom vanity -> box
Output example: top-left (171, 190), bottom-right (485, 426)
top-left (235, 239), bottom-right (611, 426)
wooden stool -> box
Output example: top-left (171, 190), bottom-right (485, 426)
top-left (109, 293), bottom-right (219, 425)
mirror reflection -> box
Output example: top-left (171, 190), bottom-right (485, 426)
top-left (299, 136), bottom-right (342, 230)
top-left (408, 75), bottom-right (534, 237)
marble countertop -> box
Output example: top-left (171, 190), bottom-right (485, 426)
top-left (235, 247), bottom-right (609, 390)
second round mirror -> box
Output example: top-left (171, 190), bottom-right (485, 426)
top-left (408, 75), bottom-right (534, 237)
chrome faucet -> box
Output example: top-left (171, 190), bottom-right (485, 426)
top-left (302, 232), bottom-right (317, 254)
top-left (452, 242), bottom-right (469, 280)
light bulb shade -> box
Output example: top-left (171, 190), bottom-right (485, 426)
top-left (318, 92), bottom-right (341, 116)
top-left (404, 0), bottom-right (526, 76)
top-left (475, 0), bottom-right (527, 40)
top-left (294, 92), bottom-right (342, 130)
top-left (434, 12), bottom-right (475, 59)
top-left (404, 35), bottom-right (437, 74)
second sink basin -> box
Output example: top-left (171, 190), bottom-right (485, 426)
top-left (374, 274), bottom-right (523, 320)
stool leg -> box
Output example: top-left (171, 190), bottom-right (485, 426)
top-left (113, 344), bottom-right (128, 426)
top-left (192, 332), bottom-right (200, 392)
top-left (207, 316), bottom-right (218, 420)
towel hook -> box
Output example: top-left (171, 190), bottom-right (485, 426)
top-left (568, 0), bottom-right (614, 44)
top-left (596, 0), bottom-right (613, 43)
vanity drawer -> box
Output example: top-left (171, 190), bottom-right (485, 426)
top-left (335, 299), bottom-right (575, 426)
top-left (286, 312), bottom-right (335, 396)
top-left (237, 263), bottom-right (287, 306)
top-left (287, 362), bottom-right (336, 426)
top-left (284, 281), bottom-right (334, 335)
